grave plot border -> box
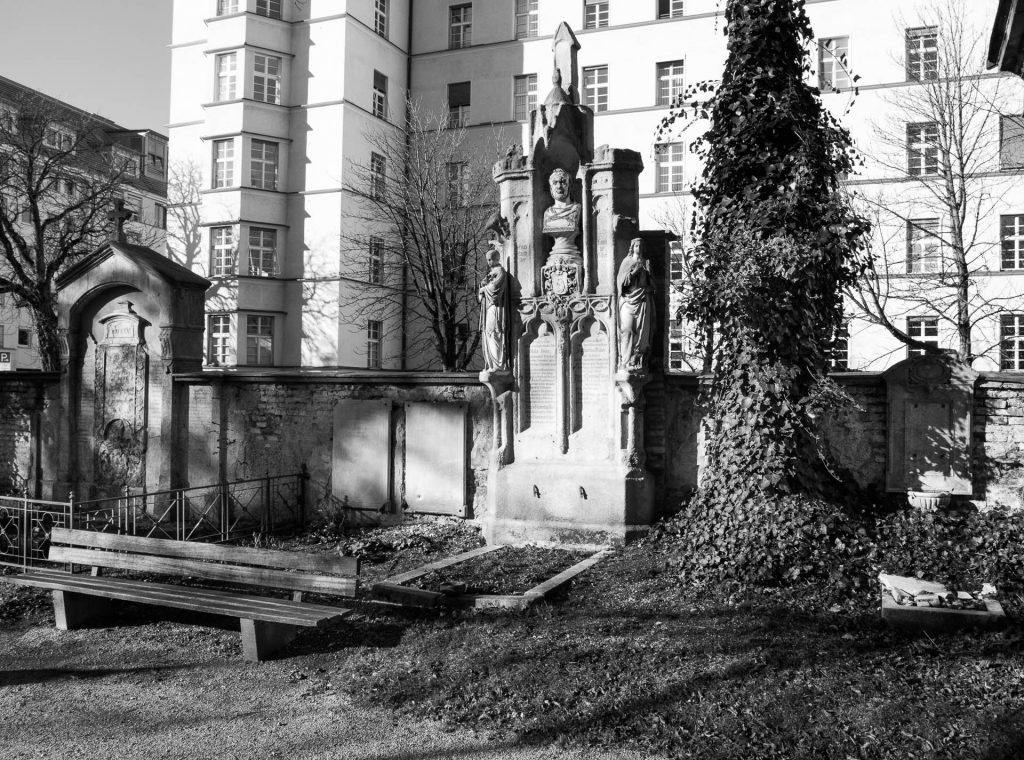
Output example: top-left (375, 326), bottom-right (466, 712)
top-left (371, 544), bottom-right (612, 609)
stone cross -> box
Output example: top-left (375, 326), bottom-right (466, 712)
top-left (552, 22), bottom-right (580, 103)
top-left (107, 199), bottom-right (133, 244)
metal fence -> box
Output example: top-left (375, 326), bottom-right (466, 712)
top-left (0, 472), bottom-right (307, 569)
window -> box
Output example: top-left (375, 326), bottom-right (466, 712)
top-left (250, 140), bottom-right (279, 190)
top-left (513, 74), bottom-right (537, 121)
top-left (447, 81), bottom-right (470, 127)
top-left (208, 315), bottom-right (231, 365)
top-left (255, 0), bottom-right (282, 19)
top-left (449, 4), bottom-right (472, 48)
top-left (515, 0), bottom-right (538, 39)
top-left (1001, 215), bottom-right (1024, 270)
top-left (447, 161), bottom-right (469, 206)
top-left (112, 146), bottom-right (139, 176)
top-left (907, 317), bottom-right (939, 357)
top-left (248, 227), bottom-right (277, 276)
top-left (374, 0), bottom-right (388, 37)
top-left (906, 26), bottom-right (938, 81)
top-left (1001, 314), bottom-right (1024, 371)
top-left (368, 237), bottom-right (384, 284)
top-left (1000, 116), bottom-right (1024, 170)
top-left (0, 100), bottom-right (16, 133)
top-left (17, 328), bottom-right (30, 348)
top-left (585, 1), bottom-right (609, 29)
top-left (907, 219), bottom-right (941, 274)
top-left (658, 0), bottom-right (684, 19)
top-left (818, 36), bottom-right (850, 89)
top-left (155, 203), bottom-right (167, 230)
top-left (210, 226), bottom-right (235, 276)
top-left (830, 323), bottom-right (850, 371)
top-left (43, 123), bottom-right (74, 151)
top-left (370, 152), bottom-right (386, 199)
top-left (583, 65), bottom-right (609, 112)
top-left (212, 139), bottom-right (234, 188)
top-left (656, 60), bottom-right (685, 106)
top-left (245, 315), bottom-right (274, 365)
top-left (215, 52), bottom-right (237, 101)
top-left (655, 142), bottom-right (685, 193)
top-left (216, 0), bottom-right (238, 14)
top-left (373, 70), bottom-right (388, 119)
top-left (907, 122), bottom-right (938, 176)
top-left (253, 54), bottom-right (282, 104)
top-left (367, 320), bottom-right (382, 368)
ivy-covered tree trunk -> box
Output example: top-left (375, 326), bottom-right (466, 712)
top-left (676, 0), bottom-right (868, 579)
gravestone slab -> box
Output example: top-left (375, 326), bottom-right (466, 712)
top-left (332, 399), bottom-right (391, 511)
top-left (405, 402), bottom-right (467, 516)
top-left (884, 355), bottom-right (978, 495)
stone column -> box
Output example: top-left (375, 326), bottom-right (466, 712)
top-left (585, 147), bottom-right (643, 297)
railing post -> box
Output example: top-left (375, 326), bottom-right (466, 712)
top-left (121, 485), bottom-right (129, 534)
top-left (299, 464), bottom-right (309, 529)
top-left (221, 480), bottom-right (230, 542)
top-left (21, 491), bottom-right (29, 568)
top-left (263, 469), bottom-right (271, 535)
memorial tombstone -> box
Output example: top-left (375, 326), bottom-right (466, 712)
top-left (883, 353), bottom-right (978, 504)
top-left (481, 23), bottom-right (657, 545)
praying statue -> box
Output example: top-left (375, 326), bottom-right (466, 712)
top-left (478, 247), bottom-right (511, 372)
top-left (616, 237), bottom-right (656, 372)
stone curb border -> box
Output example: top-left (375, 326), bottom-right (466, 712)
top-left (371, 545), bottom-right (613, 610)
top-left (881, 593), bottom-right (1006, 634)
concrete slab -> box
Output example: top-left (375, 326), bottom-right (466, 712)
top-left (332, 399), bottom-right (391, 511)
top-left (405, 402), bottom-right (467, 516)
top-left (881, 593), bottom-right (1005, 634)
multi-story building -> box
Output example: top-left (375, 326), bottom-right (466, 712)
top-left (0, 75), bottom-right (169, 371)
top-left (169, 0), bottom-right (1024, 373)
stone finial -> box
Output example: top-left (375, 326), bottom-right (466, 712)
top-left (551, 22), bottom-right (580, 103)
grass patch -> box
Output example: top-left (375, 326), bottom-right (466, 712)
top-left (408, 546), bottom-right (592, 595)
top-left (337, 542), bottom-right (1024, 759)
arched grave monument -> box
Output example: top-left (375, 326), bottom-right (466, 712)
top-left (481, 23), bottom-right (659, 545)
top-left (41, 217), bottom-right (208, 500)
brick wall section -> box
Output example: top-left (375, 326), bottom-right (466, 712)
top-left (973, 376), bottom-right (1024, 506)
top-left (0, 374), bottom-right (57, 495)
top-left (821, 374), bottom-right (889, 492)
top-left (180, 373), bottom-right (492, 519)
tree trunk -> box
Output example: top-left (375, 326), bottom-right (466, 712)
top-left (32, 305), bottom-right (63, 373)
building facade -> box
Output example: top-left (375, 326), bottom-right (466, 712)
top-left (168, 0), bottom-right (1024, 373)
top-left (0, 75), bottom-right (168, 371)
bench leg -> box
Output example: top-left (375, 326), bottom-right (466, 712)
top-left (53, 590), bottom-right (110, 630)
top-left (240, 619), bottom-right (298, 662)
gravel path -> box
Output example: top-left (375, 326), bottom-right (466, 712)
top-left (0, 605), bottom-right (652, 760)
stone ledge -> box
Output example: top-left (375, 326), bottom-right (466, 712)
top-left (881, 593), bottom-right (1005, 634)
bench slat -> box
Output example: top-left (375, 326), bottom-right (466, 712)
top-left (50, 528), bottom-right (358, 576)
top-left (8, 571), bottom-right (348, 627)
top-left (49, 546), bottom-right (357, 597)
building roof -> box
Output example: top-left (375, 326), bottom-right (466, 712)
top-left (56, 240), bottom-right (210, 291)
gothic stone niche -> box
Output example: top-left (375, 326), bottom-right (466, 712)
top-left (525, 325), bottom-right (558, 437)
top-left (94, 305), bottom-right (150, 494)
top-left (570, 320), bottom-right (611, 457)
top-left (884, 355), bottom-right (978, 495)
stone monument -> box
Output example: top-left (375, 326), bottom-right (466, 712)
top-left (481, 22), bottom-right (656, 546)
top-left (883, 353), bottom-right (978, 505)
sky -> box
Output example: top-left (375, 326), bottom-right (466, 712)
top-left (0, 0), bottom-right (173, 132)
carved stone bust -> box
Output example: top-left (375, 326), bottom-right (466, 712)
top-left (542, 168), bottom-right (581, 258)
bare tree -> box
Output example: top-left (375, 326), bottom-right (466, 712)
top-left (847, 0), bottom-right (1023, 363)
top-left (0, 90), bottom-right (129, 371)
top-left (341, 100), bottom-right (502, 371)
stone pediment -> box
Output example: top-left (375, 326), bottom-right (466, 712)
top-left (57, 241), bottom-right (209, 292)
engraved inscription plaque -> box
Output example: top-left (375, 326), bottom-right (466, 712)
top-left (528, 333), bottom-right (557, 433)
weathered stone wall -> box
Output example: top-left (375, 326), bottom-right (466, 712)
top-left (0, 374), bottom-right (58, 496)
top-left (973, 376), bottom-right (1024, 506)
top-left (820, 374), bottom-right (889, 492)
top-left (179, 372), bottom-right (492, 520)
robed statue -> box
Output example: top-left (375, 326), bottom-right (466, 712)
top-left (616, 238), bottom-right (656, 372)
top-left (479, 247), bottom-right (515, 372)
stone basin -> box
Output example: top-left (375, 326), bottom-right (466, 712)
top-left (881, 593), bottom-right (1005, 634)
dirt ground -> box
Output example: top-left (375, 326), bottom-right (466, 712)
top-left (0, 523), bottom-right (654, 760)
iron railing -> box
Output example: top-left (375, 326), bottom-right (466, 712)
top-left (0, 472), bottom-right (307, 570)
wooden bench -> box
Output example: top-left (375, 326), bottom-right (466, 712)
top-left (5, 527), bottom-right (359, 662)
